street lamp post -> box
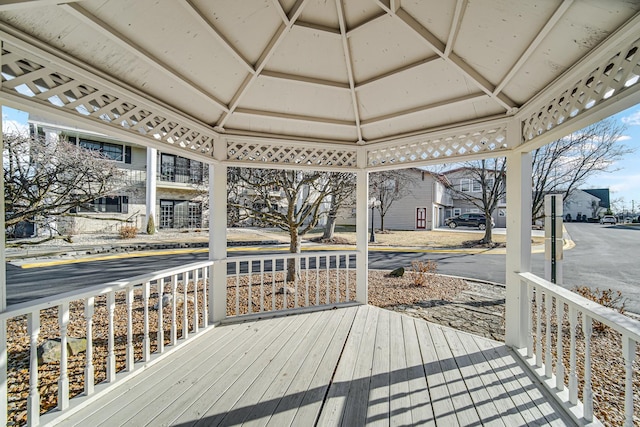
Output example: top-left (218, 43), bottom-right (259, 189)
top-left (369, 197), bottom-right (381, 243)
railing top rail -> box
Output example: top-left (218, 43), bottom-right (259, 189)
top-left (222, 250), bottom-right (358, 263)
top-left (1, 260), bottom-right (214, 320)
top-left (519, 272), bottom-right (640, 343)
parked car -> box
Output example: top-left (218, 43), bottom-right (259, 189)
top-left (445, 213), bottom-right (494, 230)
top-left (600, 215), bottom-right (617, 224)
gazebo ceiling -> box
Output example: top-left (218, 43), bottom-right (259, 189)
top-left (1, 0), bottom-right (640, 166)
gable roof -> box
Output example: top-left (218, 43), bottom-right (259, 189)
top-left (582, 188), bottom-right (611, 209)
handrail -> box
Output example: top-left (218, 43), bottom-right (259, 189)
top-left (519, 272), bottom-right (640, 341)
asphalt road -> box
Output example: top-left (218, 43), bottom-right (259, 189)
top-left (6, 222), bottom-right (640, 312)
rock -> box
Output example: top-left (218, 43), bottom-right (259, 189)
top-left (388, 267), bottom-right (405, 277)
top-left (37, 337), bottom-right (87, 364)
top-left (153, 293), bottom-right (194, 310)
top-left (274, 286), bottom-right (296, 295)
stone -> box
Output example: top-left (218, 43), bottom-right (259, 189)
top-left (153, 293), bottom-right (194, 310)
top-left (388, 267), bottom-right (405, 277)
top-left (275, 286), bottom-right (296, 295)
top-left (37, 337), bottom-right (87, 364)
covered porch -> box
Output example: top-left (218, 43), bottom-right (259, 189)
top-left (1, 0), bottom-right (640, 426)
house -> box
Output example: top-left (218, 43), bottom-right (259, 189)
top-left (442, 167), bottom-right (508, 228)
top-left (339, 169), bottom-right (453, 230)
top-left (563, 188), bottom-right (611, 221)
top-left (28, 117), bottom-right (208, 234)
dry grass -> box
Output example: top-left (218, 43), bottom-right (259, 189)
top-left (300, 229), bottom-right (545, 248)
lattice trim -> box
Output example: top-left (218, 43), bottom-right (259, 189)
top-left (1, 44), bottom-right (216, 156)
top-left (227, 140), bottom-right (357, 167)
top-left (367, 126), bottom-right (508, 167)
top-left (523, 38), bottom-right (640, 141)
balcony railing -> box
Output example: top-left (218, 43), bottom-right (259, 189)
top-left (0, 250), bottom-right (357, 426)
top-left (518, 272), bottom-right (640, 427)
top-left (158, 166), bottom-right (208, 185)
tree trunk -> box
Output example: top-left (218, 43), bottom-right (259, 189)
top-left (482, 219), bottom-right (493, 244)
top-left (379, 212), bottom-right (385, 232)
top-left (322, 212), bottom-right (337, 239)
top-left (287, 228), bottom-right (301, 282)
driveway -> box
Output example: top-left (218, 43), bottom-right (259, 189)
top-left (540, 222), bottom-right (640, 314)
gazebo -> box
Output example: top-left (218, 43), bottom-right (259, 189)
top-left (0, 1), bottom-right (639, 425)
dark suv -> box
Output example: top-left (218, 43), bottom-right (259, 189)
top-left (445, 213), bottom-right (493, 230)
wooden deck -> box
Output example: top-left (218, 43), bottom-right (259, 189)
top-left (55, 305), bottom-right (574, 426)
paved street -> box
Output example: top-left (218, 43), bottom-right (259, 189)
top-left (6, 222), bottom-right (640, 313)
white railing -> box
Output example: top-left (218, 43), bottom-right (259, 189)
top-left (0, 251), bottom-right (358, 426)
top-left (1, 261), bottom-right (213, 427)
top-left (224, 251), bottom-right (358, 318)
top-left (519, 272), bottom-right (640, 427)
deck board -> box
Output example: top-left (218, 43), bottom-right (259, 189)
top-left (56, 305), bottom-right (574, 427)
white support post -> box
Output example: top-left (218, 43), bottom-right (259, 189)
top-left (355, 147), bottom-right (368, 304)
top-left (505, 127), bottom-right (532, 349)
top-left (0, 103), bottom-right (5, 312)
top-left (146, 147), bottom-right (157, 232)
top-left (209, 140), bottom-right (227, 323)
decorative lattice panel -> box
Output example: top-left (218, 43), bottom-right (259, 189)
top-left (523, 38), bottom-right (640, 141)
top-left (227, 140), bottom-right (357, 167)
top-left (1, 44), bottom-right (216, 156)
top-left (367, 125), bottom-right (508, 167)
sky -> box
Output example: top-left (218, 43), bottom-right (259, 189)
top-left (3, 104), bottom-right (640, 213)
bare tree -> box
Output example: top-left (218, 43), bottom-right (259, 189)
top-left (531, 118), bottom-right (630, 221)
top-left (443, 159), bottom-right (506, 244)
top-left (4, 131), bottom-right (124, 241)
top-left (321, 172), bottom-right (356, 239)
top-left (369, 170), bottom-right (416, 231)
top-left (228, 168), bottom-right (337, 280)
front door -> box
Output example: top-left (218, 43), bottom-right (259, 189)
top-left (416, 207), bottom-right (427, 229)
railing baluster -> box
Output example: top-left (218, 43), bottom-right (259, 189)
top-left (583, 314), bottom-right (593, 422)
top-left (305, 256), bottom-right (310, 307)
top-left (315, 255), bottom-right (320, 306)
top-left (535, 287), bottom-right (542, 368)
top-left (272, 258), bottom-right (276, 311)
top-left (58, 302), bottom-right (70, 411)
top-left (545, 292), bottom-right (552, 378)
top-left (622, 336), bottom-right (635, 427)
top-left (294, 260), bottom-right (298, 309)
top-left (346, 254), bottom-right (350, 301)
top-left (555, 297), bottom-right (564, 391)
top-left (27, 311), bottom-right (40, 425)
top-left (248, 261), bottom-right (253, 314)
top-left (84, 297), bottom-right (95, 396)
top-left (335, 255), bottom-right (340, 303)
top-left (527, 283), bottom-right (534, 358)
top-left (193, 269), bottom-right (199, 333)
top-left (107, 291), bottom-right (116, 382)
top-left (236, 261), bottom-right (240, 316)
top-left (260, 260), bottom-right (265, 312)
top-left (157, 278), bottom-right (164, 353)
top-left (568, 305), bottom-right (578, 405)
top-left (126, 286), bottom-right (134, 370)
top-left (143, 281), bottom-right (150, 361)
top-left (182, 273), bottom-right (189, 340)
top-left (201, 267), bottom-right (208, 328)
top-left (325, 255), bottom-right (330, 305)
top-left (171, 274), bottom-right (178, 346)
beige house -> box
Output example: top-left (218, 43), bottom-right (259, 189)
top-left (29, 117), bottom-right (208, 234)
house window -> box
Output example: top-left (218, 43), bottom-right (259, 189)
top-left (160, 200), bottom-right (202, 228)
top-left (459, 179), bottom-right (471, 192)
top-left (78, 196), bottom-right (128, 213)
top-left (160, 154), bottom-right (204, 184)
top-left (467, 208), bottom-right (480, 213)
top-left (79, 138), bottom-right (128, 162)
top-left (453, 208), bottom-right (461, 216)
top-left (472, 180), bottom-right (482, 192)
